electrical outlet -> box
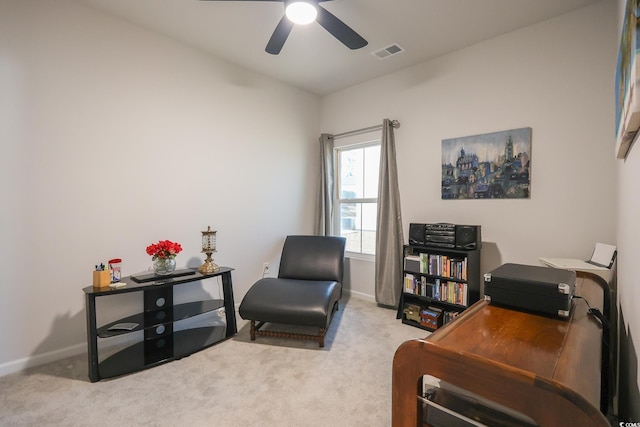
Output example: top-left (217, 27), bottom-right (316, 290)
top-left (262, 262), bottom-right (269, 274)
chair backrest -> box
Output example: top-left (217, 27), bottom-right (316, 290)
top-left (278, 235), bottom-right (346, 282)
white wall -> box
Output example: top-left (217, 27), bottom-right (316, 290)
top-left (617, 116), bottom-right (640, 420)
top-left (0, 0), bottom-right (320, 374)
top-left (615, 0), bottom-right (640, 419)
top-left (321, 1), bottom-right (618, 297)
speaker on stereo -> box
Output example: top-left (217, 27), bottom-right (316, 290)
top-left (455, 225), bottom-right (481, 250)
top-left (409, 223), bottom-right (426, 245)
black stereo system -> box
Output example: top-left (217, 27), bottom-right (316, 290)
top-left (409, 223), bottom-right (481, 250)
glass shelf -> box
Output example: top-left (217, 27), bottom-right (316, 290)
top-left (97, 299), bottom-right (225, 338)
top-left (99, 326), bottom-right (227, 379)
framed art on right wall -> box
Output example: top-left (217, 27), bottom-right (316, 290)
top-left (616, 0), bottom-right (640, 159)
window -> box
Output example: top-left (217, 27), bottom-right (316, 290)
top-left (335, 142), bottom-right (380, 255)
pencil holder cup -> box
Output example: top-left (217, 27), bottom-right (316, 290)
top-left (93, 270), bottom-right (111, 288)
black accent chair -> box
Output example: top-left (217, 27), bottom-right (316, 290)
top-left (238, 235), bottom-right (346, 347)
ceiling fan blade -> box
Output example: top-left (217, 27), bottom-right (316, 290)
top-left (316, 5), bottom-right (367, 50)
top-left (266, 16), bottom-right (294, 55)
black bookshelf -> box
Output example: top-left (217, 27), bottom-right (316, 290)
top-left (397, 244), bottom-right (481, 332)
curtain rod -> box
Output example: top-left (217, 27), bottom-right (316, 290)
top-left (332, 119), bottom-right (400, 140)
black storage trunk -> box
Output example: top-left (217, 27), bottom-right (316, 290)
top-left (483, 263), bottom-right (576, 318)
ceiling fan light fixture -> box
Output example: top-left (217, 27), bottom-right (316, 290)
top-left (285, 1), bottom-right (317, 25)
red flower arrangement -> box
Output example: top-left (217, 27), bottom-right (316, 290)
top-left (146, 240), bottom-right (183, 260)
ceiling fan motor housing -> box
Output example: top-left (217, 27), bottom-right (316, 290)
top-left (201, 0), bottom-right (366, 55)
top-left (285, 1), bottom-right (318, 25)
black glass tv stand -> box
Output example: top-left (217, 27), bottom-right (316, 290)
top-left (83, 267), bottom-right (236, 382)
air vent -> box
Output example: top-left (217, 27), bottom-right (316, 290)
top-left (372, 43), bottom-right (405, 60)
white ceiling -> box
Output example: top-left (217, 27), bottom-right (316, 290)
top-left (74, 0), bottom-right (602, 96)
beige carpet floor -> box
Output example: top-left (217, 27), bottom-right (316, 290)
top-left (0, 297), bottom-right (424, 427)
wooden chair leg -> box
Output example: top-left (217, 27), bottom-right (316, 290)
top-left (249, 322), bottom-right (328, 347)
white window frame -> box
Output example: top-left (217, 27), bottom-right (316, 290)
top-left (334, 140), bottom-right (381, 260)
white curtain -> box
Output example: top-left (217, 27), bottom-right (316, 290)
top-left (375, 119), bottom-right (404, 307)
top-left (315, 133), bottom-right (334, 236)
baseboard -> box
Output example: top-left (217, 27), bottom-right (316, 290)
top-left (0, 343), bottom-right (86, 378)
top-left (344, 288), bottom-right (376, 303)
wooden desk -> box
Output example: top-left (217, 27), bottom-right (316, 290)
top-left (392, 271), bottom-right (609, 426)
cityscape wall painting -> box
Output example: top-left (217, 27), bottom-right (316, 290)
top-left (441, 127), bottom-right (531, 200)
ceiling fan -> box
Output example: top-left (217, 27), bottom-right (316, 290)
top-left (200, 0), bottom-right (368, 55)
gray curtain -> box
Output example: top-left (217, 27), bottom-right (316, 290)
top-left (375, 119), bottom-right (404, 307)
top-left (315, 133), bottom-right (334, 236)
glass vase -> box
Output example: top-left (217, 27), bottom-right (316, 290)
top-left (154, 257), bottom-right (176, 276)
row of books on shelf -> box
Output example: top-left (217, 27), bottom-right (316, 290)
top-left (404, 273), bottom-right (468, 307)
top-left (404, 254), bottom-right (467, 280)
top-left (402, 302), bottom-right (460, 330)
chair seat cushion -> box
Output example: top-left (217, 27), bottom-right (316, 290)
top-left (239, 277), bottom-right (340, 328)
